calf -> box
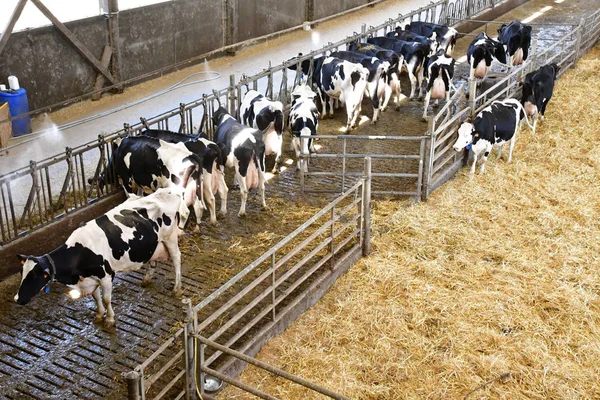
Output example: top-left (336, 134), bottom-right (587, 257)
top-left (467, 32), bottom-right (508, 79)
top-left (497, 20), bottom-right (532, 66)
top-left (240, 90), bottom-right (284, 173)
top-left (109, 136), bottom-right (204, 229)
top-left (212, 107), bottom-right (266, 216)
top-left (404, 21), bottom-right (458, 56)
top-left (347, 42), bottom-right (404, 109)
top-left (141, 129), bottom-right (228, 225)
top-left (331, 50), bottom-right (391, 122)
top-left (452, 98), bottom-right (533, 174)
top-left (423, 50), bottom-right (456, 119)
top-left (521, 63), bottom-right (560, 131)
top-left (14, 188), bottom-right (188, 328)
top-left (367, 37), bottom-right (429, 99)
top-left (289, 84), bottom-right (319, 172)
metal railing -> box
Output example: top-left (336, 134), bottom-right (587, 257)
top-left (128, 158), bottom-right (372, 399)
top-left (299, 134), bottom-right (427, 198)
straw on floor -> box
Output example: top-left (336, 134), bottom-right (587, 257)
top-left (222, 44), bottom-right (600, 399)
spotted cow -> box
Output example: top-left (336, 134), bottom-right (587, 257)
top-left (497, 20), bottom-right (532, 66)
top-left (14, 188), bottom-right (188, 328)
top-left (289, 84), bottom-right (319, 172)
top-left (467, 32), bottom-right (508, 79)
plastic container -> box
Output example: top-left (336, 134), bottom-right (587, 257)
top-left (0, 88), bottom-right (32, 136)
top-left (8, 75), bottom-right (20, 90)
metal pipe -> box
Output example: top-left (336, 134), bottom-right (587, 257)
top-left (363, 157), bottom-right (372, 256)
top-left (122, 370), bottom-right (141, 400)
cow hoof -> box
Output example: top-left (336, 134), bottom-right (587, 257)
top-left (192, 226), bottom-right (200, 233)
top-left (104, 319), bottom-right (116, 329)
top-left (172, 288), bottom-right (184, 298)
top-left (238, 211), bottom-right (246, 218)
top-left (219, 209), bottom-right (227, 216)
top-left (94, 314), bottom-right (104, 324)
top-left (395, 106), bottom-right (401, 111)
top-left (141, 277), bottom-right (152, 287)
top-left (209, 219), bottom-right (218, 226)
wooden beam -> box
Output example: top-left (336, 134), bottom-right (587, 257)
top-left (91, 45), bottom-right (113, 101)
top-left (29, 0), bottom-right (118, 85)
top-left (0, 0), bottom-right (28, 57)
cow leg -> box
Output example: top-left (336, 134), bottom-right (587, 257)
top-left (470, 152), bottom-right (478, 175)
top-left (101, 278), bottom-right (116, 328)
top-left (217, 169), bottom-right (228, 215)
top-left (271, 141), bottom-right (282, 174)
top-left (417, 66), bottom-right (425, 101)
top-left (329, 97), bottom-right (335, 116)
top-left (408, 70), bottom-right (417, 100)
top-left (508, 124), bottom-right (518, 163)
top-left (497, 144), bottom-right (503, 160)
top-left (92, 286), bottom-right (105, 323)
top-left (382, 83), bottom-right (392, 111)
top-left (479, 150), bottom-right (490, 174)
top-left (237, 169), bottom-right (249, 217)
top-left (164, 230), bottom-right (183, 296)
top-left (142, 261), bottom-right (158, 287)
top-left (202, 173), bottom-right (217, 225)
top-left (259, 166), bottom-right (267, 210)
top-left (422, 90), bottom-right (431, 120)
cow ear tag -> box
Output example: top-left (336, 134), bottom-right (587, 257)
top-left (43, 273), bottom-right (48, 279)
top-left (474, 133), bottom-right (479, 137)
top-left (44, 285), bottom-right (50, 293)
top-left (466, 144), bottom-right (472, 150)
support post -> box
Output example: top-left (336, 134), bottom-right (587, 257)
top-left (422, 116), bottom-right (434, 201)
top-left (91, 46), bottom-right (113, 101)
top-left (362, 157), bottom-right (372, 256)
top-left (183, 298), bottom-right (196, 400)
top-left (0, 0), bottom-right (28, 57)
top-left (225, 0), bottom-right (238, 53)
top-left (468, 77), bottom-right (477, 116)
top-left (122, 371), bottom-right (141, 400)
top-left (229, 74), bottom-right (236, 116)
top-left (529, 37), bottom-right (538, 73)
top-left (306, 0), bottom-right (314, 22)
top-left (107, 0), bottom-right (122, 84)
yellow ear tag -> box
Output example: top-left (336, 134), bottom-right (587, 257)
top-left (474, 133), bottom-right (479, 137)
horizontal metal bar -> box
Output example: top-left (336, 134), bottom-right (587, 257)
top-left (201, 366), bottom-right (278, 400)
top-left (153, 369), bottom-right (186, 400)
top-left (434, 107), bottom-right (470, 136)
top-left (373, 190), bottom-right (419, 196)
top-left (314, 135), bottom-right (428, 140)
top-left (196, 336), bottom-right (350, 400)
top-left (303, 171), bottom-right (418, 179)
top-left (332, 215), bottom-right (361, 240)
top-left (136, 329), bottom-right (183, 371)
top-left (193, 181), bottom-right (363, 313)
top-left (334, 228), bottom-right (360, 254)
top-left (144, 349), bottom-right (184, 388)
top-left (308, 153), bottom-right (421, 160)
top-left (433, 150), bottom-right (459, 175)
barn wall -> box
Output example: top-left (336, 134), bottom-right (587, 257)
top-left (0, 0), bottom-right (378, 113)
top-left (236, 0), bottom-right (306, 42)
top-left (314, 0), bottom-right (371, 21)
top-left (0, 16), bottom-right (108, 111)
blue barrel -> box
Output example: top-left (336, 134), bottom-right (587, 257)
top-left (0, 88), bottom-right (32, 136)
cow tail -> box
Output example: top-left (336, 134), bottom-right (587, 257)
top-left (514, 101), bottom-right (535, 131)
top-left (183, 154), bottom-right (203, 188)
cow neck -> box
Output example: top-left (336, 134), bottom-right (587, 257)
top-left (45, 253), bottom-right (57, 283)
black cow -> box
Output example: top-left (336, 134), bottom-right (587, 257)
top-left (453, 98), bottom-right (533, 174)
top-left (331, 50), bottom-right (391, 122)
top-left (497, 20), bottom-right (532, 66)
top-left (521, 63), bottom-right (560, 132)
top-left (212, 107), bottom-right (266, 216)
top-left (467, 32), bottom-right (508, 79)
top-left (14, 188), bottom-right (188, 327)
top-left (367, 36), bottom-right (429, 99)
top-left (386, 28), bottom-right (435, 53)
top-left (289, 84), bottom-right (320, 171)
top-left (404, 21), bottom-right (458, 56)
top-left (141, 129), bottom-right (228, 225)
top-left (347, 41), bottom-right (404, 109)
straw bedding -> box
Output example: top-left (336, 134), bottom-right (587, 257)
top-left (222, 45), bottom-right (600, 399)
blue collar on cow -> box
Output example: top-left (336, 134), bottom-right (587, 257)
top-left (43, 254), bottom-right (57, 293)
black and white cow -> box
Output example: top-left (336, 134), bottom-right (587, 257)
top-left (141, 129), bottom-right (228, 225)
top-left (331, 50), bottom-right (391, 123)
top-left (108, 136), bottom-right (204, 230)
top-left (423, 50), bottom-right (456, 119)
top-left (287, 55), bottom-right (369, 132)
top-left (212, 107), bottom-right (266, 216)
top-left (240, 90), bottom-right (284, 173)
top-left (497, 20), bottom-right (532, 66)
top-left (367, 37), bottom-right (429, 100)
top-left (404, 21), bottom-right (458, 56)
top-left (347, 41), bottom-right (404, 109)
top-left (521, 63), bottom-right (560, 131)
top-left (387, 28), bottom-right (436, 54)
top-left (452, 98), bottom-right (534, 174)
top-left (14, 188), bottom-right (188, 328)
top-left (289, 84), bottom-right (319, 172)
top-left (467, 32), bottom-right (508, 79)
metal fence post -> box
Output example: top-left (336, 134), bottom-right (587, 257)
top-left (443, 0), bottom-right (450, 25)
top-left (361, 23), bottom-right (367, 41)
top-left (229, 74), bottom-right (236, 117)
top-left (362, 157), bottom-right (372, 256)
top-left (468, 77), bottom-right (477, 116)
top-left (529, 37), bottom-right (538, 73)
top-left (574, 17), bottom-right (585, 65)
top-left (183, 298), bottom-right (196, 400)
top-left (422, 116), bottom-right (434, 201)
top-left (122, 371), bottom-right (141, 400)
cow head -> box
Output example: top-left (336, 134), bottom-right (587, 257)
top-left (212, 107), bottom-right (230, 128)
top-left (14, 254), bottom-right (53, 305)
top-left (287, 53), bottom-right (311, 75)
top-left (256, 103), bottom-right (284, 136)
top-left (291, 84), bottom-right (317, 104)
top-left (549, 63), bottom-right (560, 79)
top-left (453, 122), bottom-right (476, 152)
top-left (493, 40), bottom-right (508, 65)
